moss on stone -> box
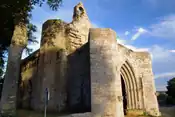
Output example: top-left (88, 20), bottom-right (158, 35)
top-left (44, 19), bottom-right (64, 25)
top-left (42, 19), bottom-right (67, 34)
top-left (41, 18), bottom-right (68, 47)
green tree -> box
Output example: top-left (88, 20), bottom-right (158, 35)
top-left (157, 93), bottom-right (167, 106)
top-left (166, 77), bottom-right (175, 98)
top-left (0, 0), bottom-right (62, 116)
top-left (166, 77), bottom-right (175, 105)
top-left (0, 22), bottom-right (38, 102)
top-left (0, 2), bottom-right (38, 77)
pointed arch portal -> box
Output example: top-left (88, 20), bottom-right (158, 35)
top-left (120, 61), bottom-right (141, 113)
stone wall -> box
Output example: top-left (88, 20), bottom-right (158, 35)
top-left (67, 42), bottom-right (90, 113)
top-left (134, 52), bottom-right (160, 116)
top-left (19, 50), bottom-right (39, 109)
top-left (65, 2), bottom-right (91, 113)
top-left (117, 44), bottom-right (144, 110)
top-left (19, 2), bottom-right (92, 113)
top-left (117, 44), bottom-right (160, 116)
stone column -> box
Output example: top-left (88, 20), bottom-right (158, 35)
top-left (89, 28), bottom-right (124, 117)
top-left (35, 19), bottom-right (68, 112)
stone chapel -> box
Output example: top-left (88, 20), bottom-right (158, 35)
top-left (18, 2), bottom-right (160, 117)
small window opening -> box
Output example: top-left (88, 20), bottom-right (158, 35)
top-left (77, 7), bottom-right (84, 16)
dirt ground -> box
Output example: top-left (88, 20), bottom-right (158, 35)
top-left (17, 107), bottom-right (175, 117)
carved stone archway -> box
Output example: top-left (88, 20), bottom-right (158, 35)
top-left (120, 61), bottom-right (140, 112)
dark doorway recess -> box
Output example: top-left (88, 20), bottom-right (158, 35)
top-left (121, 75), bottom-right (127, 115)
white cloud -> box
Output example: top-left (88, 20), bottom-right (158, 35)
top-left (148, 45), bottom-right (175, 79)
top-left (169, 50), bottom-right (175, 53)
top-left (149, 45), bottom-right (170, 60)
top-left (124, 31), bottom-right (130, 36)
top-left (131, 27), bottom-right (147, 40)
top-left (128, 14), bottom-right (175, 41)
top-left (155, 72), bottom-right (175, 79)
top-left (117, 35), bottom-right (149, 51)
top-left (117, 38), bottom-right (149, 52)
top-left (149, 14), bottom-right (175, 39)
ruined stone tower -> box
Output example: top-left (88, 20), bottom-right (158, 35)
top-left (19, 2), bottom-right (160, 117)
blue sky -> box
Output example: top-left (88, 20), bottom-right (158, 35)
top-left (24, 0), bottom-right (175, 91)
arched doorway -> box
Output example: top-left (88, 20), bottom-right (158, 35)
top-left (121, 75), bottom-right (127, 115)
top-left (120, 61), bottom-right (140, 115)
